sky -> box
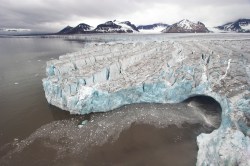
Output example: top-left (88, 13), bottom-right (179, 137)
top-left (0, 0), bottom-right (250, 32)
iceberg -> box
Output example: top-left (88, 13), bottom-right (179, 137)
top-left (43, 39), bottom-right (250, 165)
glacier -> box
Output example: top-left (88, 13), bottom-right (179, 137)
top-left (43, 37), bottom-right (250, 165)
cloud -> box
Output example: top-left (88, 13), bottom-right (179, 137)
top-left (0, 0), bottom-right (249, 32)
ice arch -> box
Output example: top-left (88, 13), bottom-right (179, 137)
top-left (183, 95), bottom-right (222, 128)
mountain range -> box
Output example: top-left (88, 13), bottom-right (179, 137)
top-left (59, 23), bottom-right (94, 34)
top-left (57, 18), bottom-right (250, 34)
top-left (94, 20), bottom-right (139, 33)
top-left (215, 19), bottom-right (250, 33)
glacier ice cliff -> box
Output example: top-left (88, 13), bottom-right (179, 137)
top-left (43, 39), bottom-right (250, 165)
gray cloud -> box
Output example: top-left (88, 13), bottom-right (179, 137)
top-left (0, 0), bottom-right (250, 32)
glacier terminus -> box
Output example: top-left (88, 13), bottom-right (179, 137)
top-left (42, 35), bottom-right (250, 165)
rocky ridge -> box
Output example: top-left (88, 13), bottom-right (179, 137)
top-left (216, 19), bottom-right (250, 33)
top-left (58, 23), bottom-right (93, 34)
top-left (162, 19), bottom-right (209, 33)
top-left (94, 20), bottom-right (139, 33)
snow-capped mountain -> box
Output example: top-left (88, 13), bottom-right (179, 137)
top-left (162, 19), bottom-right (209, 33)
top-left (58, 23), bottom-right (94, 34)
top-left (94, 20), bottom-right (139, 33)
top-left (137, 23), bottom-right (169, 33)
top-left (122, 21), bottom-right (139, 32)
top-left (69, 23), bottom-right (94, 34)
top-left (58, 26), bottom-right (73, 34)
top-left (215, 19), bottom-right (250, 33)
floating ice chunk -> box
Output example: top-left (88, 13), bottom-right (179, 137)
top-left (78, 120), bottom-right (88, 128)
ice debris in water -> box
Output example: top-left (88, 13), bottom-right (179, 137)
top-left (0, 102), bottom-right (220, 164)
top-left (78, 120), bottom-right (88, 128)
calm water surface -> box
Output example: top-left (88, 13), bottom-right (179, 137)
top-left (0, 37), bottom-right (85, 146)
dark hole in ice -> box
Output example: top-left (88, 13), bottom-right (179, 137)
top-left (183, 95), bottom-right (222, 115)
top-left (183, 95), bottom-right (222, 129)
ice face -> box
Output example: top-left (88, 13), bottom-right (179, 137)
top-left (43, 38), bottom-right (250, 165)
top-left (197, 128), bottom-right (250, 166)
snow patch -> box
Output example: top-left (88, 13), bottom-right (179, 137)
top-left (139, 26), bottom-right (166, 33)
top-left (178, 19), bottom-right (193, 29)
top-left (240, 24), bottom-right (250, 31)
top-left (78, 86), bottom-right (93, 100)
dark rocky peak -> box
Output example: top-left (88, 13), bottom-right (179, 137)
top-left (58, 26), bottom-right (73, 34)
top-left (162, 19), bottom-right (209, 33)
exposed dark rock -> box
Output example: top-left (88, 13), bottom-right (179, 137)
top-left (57, 26), bottom-right (73, 34)
top-left (162, 19), bottom-right (209, 33)
top-left (57, 23), bottom-right (93, 34)
top-left (94, 20), bottom-right (139, 33)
